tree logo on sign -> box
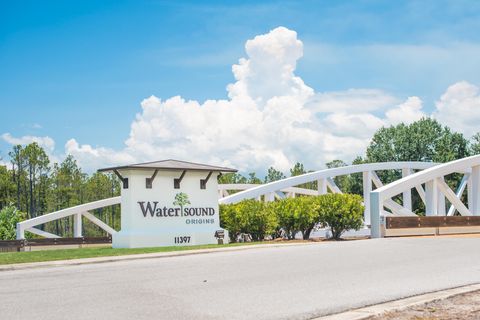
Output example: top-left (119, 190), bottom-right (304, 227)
top-left (173, 192), bottom-right (191, 214)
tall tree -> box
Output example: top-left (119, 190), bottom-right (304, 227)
top-left (22, 143), bottom-right (50, 218)
top-left (218, 173), bottom-right (247, 184)
top-left (48, 155), bottom-right (86, 236)
top-left (247, 172), bottom-right (262, 184)
top-left (366, 118), bottom-right (470, 214)
top-left (0, 165), bottom-right (15, 208)
top-left (367, 118), bottom-right (469, 163)
top-left (326, 160), bottom-right (350, 192)
top-left (471, 133), bottom-right (480, 155)
top-left (289, 162), bottom-right (316, 190)
top-left (84, 172), bottom-right (120, 235)
top-left (9, 145), bottom-right (25, 212)
top-left (348, 156), bottom-right (366, 196)
top-left (289, 162), bottom-right (306, 177)
top-left (264, 167), bottom-right (286, 183)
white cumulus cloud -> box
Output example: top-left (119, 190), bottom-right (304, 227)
top-left (309, 89), bottom-right (397, 113)
top-left (8, 27), bottom-right (480, 174)
top-left (1, 133), bottom-right (55, 151)
top-left (59, 27), bottom-right (431, 173)
top-left (385, 96), bottom-right (425, 125)
top-left (433, 81), bottom-right (480, 137)
top-left (65, 139), bottom-right (136, 171)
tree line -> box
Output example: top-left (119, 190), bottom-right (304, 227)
top-left (0, 146), bottom-right (120, 238)
top-left (1, 117), bottom-right (479, 238)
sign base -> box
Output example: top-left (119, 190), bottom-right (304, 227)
top-left (112, 229), bottom-right (227, 248)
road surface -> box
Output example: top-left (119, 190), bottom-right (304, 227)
top-left (1, 237), bottom-right (480, 320)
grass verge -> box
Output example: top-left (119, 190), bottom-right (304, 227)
top-left (0, 242), bottom-right (263, 265)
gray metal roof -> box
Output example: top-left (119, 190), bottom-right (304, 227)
top-left (98, 159), bottom-right (237, 173)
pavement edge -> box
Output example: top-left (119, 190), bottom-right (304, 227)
top-left (312, 283), bottom-right (480, 320)
top-left (0, 241), bottom-right (316, 272)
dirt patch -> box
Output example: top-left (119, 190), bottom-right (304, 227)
top-left (367, 290), bottom-right (480, 320)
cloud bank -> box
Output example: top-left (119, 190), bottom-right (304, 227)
top-left (2, 27), bottom-right (480, 173)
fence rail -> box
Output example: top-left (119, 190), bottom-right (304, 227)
top-left (0, 237), bottom-right (112, 252)
top-left (386, 216), bottom-right (480, 229)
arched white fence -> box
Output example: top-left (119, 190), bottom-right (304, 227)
top-left (370, 155), bottom-right (480, 238)
top-left (20, 160), bottom-right (469, 240)
top-left (16, 197), bottom-right (121, 240)
top-left (219, 162), bottom-right (437, 225)
top-left (218, 184), bottom-right (318, 198)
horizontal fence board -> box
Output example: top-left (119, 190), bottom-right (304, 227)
top-left (0, 240), bottom-right (25, 252)
top-left (386, 216), bottom-right (480, 229)
top-left (25, 237), bottom-right (112, 246)
top-left (0, 237), bottom-right (112, 251)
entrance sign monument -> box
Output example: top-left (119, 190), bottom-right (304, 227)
top-left (98, 160), bottom-right (236, 248)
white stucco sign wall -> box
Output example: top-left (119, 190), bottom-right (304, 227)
top-left (99, 160), bottom-right (235, 248)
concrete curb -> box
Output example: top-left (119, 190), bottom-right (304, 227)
top-left (0, 241), bottom-right (316, 272)
top-left (313, 283), bottom-right (480, 320)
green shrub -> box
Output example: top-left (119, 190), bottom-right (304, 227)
top-left (270, 199), bottom-right (297, 239)
top-left (221, 193), bottom-right (363, 242)
top-left (219, 203), bottom-right (241, 242)
top-left (313, 193), bottom-right (364, 240)
top-left (290, 197), bottom-right (319, 240)
top-left (274, 197), bottom-right (319, 240)
top-left (0, 205), bottom-right (26, 240)
top-left (220, 200), bottom-right (278, 242)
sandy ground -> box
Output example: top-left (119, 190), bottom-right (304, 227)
top-left (368, 290), bottom-right (480, 320)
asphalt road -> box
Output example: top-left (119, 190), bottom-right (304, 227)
top-left (1, 237), bottom-right (480, 320)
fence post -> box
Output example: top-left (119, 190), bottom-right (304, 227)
top-left (472, 165), bottom-right (480, 216)
top-left (437, 177), bottom-right (446, 216)
top-left (370, 192), bottom-right (383, 238)
top-left (425, 179), bottom-right (438, 216)
top-left (402, 169), bottom-right (412, 211)
top-left (317, 178), bottom-right (327, 195)
top-left (363, 171), bottom-right (372, 226)
top-left (16, 222), bottom-right (25, 240)
top-left (74, 213), bottom-right (83, 238)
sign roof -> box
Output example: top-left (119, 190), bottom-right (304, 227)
top-left (97, 159), bottom-right (237, 173)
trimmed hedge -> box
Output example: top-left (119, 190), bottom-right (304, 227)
top-left (219, 199), bottom-right (277, 241)
top-left (313, 193), bottom-right (364, 240)
top-left (220, 194), bottom-right (364, 242)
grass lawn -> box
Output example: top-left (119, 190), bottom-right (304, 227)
top-left (0, 242), bottom-right (263, 265)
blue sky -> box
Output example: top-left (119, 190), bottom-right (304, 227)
top-left (1, 1), bottom-right (480, 172)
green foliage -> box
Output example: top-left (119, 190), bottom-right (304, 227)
top-left (290, 197), bottom-right (319, 240)
top-left (221, 194), bottom-right (363, 241)
top-left (472, 133), bottom-right (480, 155)
top-left (289, 162), bottom-right (317, 190)
top-left (220, 200), bottom-right (278, 242)
top-left (290, 162), bottom-right (306, 177)
top-left (218, 173), bottom-right (247, 184)
top-left (1, 144), bottom-right (120, 238)
top-left (264, 167), bottom-right (286, 183)
top-left (247, 172), bottom-right (262, 184)
top-left (270, 200), bottom-right (297, 239)
top-left (366, 118), bottom-right (472, 214)
top-left (0, 165), bottom-right (15, 209)
top-left (326, 160), bottom-right (351, 192)
top-left (367, 118), bottom-right (469, 164)
top-left (273, 197), bottom-right (319, 240)
top-left (0, 205), bottom-right (25, 240)
top-left (219, 203), bottom-right (242, 241)
top-left (314, 194), bottom-right (364, 240)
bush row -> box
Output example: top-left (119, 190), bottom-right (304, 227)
top-left (219, 193), bottom-right (364, 242)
